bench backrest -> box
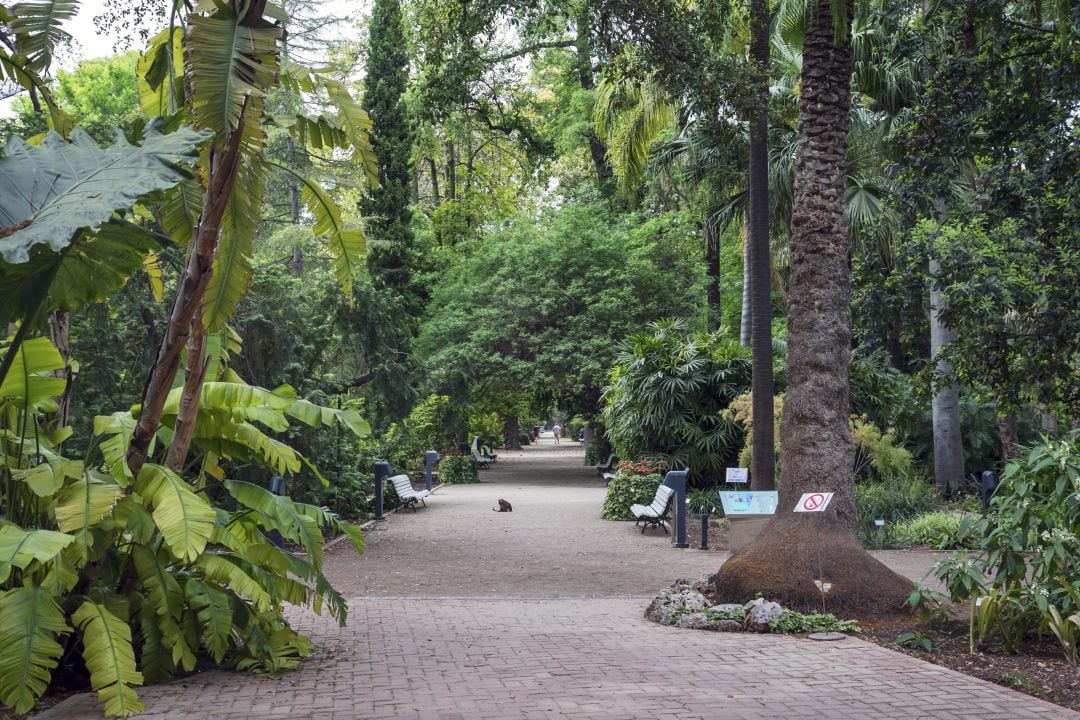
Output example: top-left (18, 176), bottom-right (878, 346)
top-left (390, 474), bottom-right (415, 497)
top-left (600, 453), bottom-right (616, 468)
top-left (649, 485), bottom-right (675, 516)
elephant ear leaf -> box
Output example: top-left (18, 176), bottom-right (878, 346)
top-left (72, 601), bottom-right (144, 717)
top-left (0, 587), bottom-right (70, 714)
top-left (0, 124), bottom-right (209, 264)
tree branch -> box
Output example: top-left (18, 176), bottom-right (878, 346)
top-left (483, 39), bottom-right (576, 63)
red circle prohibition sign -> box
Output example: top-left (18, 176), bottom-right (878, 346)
top-left (803, 493), bottom-right (826, 511)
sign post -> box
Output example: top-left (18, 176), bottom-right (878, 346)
top-left (373, 461), bottom-right (391, 521)
top-left (424, 450), bottom-right (440, 491)
top-left (792, 491), bottom-right (845, 641)
top-left (662, 470), bottom-right (689, 549)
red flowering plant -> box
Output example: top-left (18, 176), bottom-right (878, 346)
top-left (441, 448), bottom-right (463, 457)
top-left (616, 458), bottom-right (668, 476)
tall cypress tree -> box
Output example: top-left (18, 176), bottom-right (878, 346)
top-left (361, 0), bottom-right (414, 303)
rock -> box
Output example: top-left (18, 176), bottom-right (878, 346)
top-left (711, 603), bottom-right (744, 613)
top-left (709, 619), bottom-right (742, 632)
top-left (742, 598), bottom-right (783, 632)
top-left (675, 612), bottom-right (712, 630)
top-left (644, 583), bottom-right (711, 625)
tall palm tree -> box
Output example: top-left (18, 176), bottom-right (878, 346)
top-left (713, 0), bottom-right (912, 614)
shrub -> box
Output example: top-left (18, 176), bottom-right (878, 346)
top-left (439, 455), bottom-right (479, 485)
top-left (855, 472), bottom-right (940, 542)
top-left (884, 512), bottom-right (980, 549)
top-left (602, 320), bottom-right (750, 487)
top-left (600, 473), bottom-right (662, 520)
top-left (584, 439), bottom-right (612, 466)
top-left (518, 433), bottom-right (531, 446)
top-left (935, 434), bottom-right (1080, 611)
top-left (769, 610), bottom-right (862, 634)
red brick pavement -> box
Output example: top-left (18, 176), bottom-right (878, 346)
top-left (40, 597), bottom-right (1075, 719)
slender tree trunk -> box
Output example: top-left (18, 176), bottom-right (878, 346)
top-left (574, 4), bottom-right (614, 194)
top-left (165, 306), bottom-right (210, 472)
top-left (503, 414), bottom-right (522, 450)
top-left (127, 112), bottom-right (249, 478)
top-left (47, 311), bottom-right (72, 431)
top-left (929, 258), bottom-right (964, 496)
top-left (705, 221), bottom-right (721, 331)
top-left (748, 0), bottom-right (774, 492)
top-left (997, 412), bottom-right (1018, 460)
top-left (739, 216), bottom-right (751, 347)
top-left (428, 156), bottom-right (440, 203)
top-left (445, 141), bottom-right (456, 201)
top-left (714, 0), bottom-right (910, 614)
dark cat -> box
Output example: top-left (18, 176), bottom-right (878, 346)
top-left (492, 499), bottom-right (513, 512)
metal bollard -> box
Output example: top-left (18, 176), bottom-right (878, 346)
top-left (980, 470), bottom-right (998, 511)
top-left (425, 450), bottom-right (440, 491)
top-left (699, 512), bottom-right (710, 550)
top-left (374, 461), bottom-right (392, 521)
top-left (663, 470), bottom-right (690, 549)
top-left (268, 476), bottom-right (286, 547)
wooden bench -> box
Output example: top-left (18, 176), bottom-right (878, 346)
top-left (389, 474), bottom-right (431, 511)
top-left (630, 484), bottom-right (676, 534)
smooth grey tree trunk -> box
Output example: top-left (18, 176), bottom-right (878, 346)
top-left (929, 258), bottom-right (964, 496)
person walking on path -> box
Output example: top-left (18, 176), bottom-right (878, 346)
top-left (552, 424), bottom-right (562, 444)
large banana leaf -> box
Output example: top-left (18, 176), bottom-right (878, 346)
top-left (0, 586), bottom-right (70, 713)
top-left (137, 27), bottom-right (186, 119)
top-left (7, 0), bottom-right (78, 72)
top-left (186, 13), bottom-right (279, 141)
top-left (93, 411), bottom-right (138, 484)
top-left (11, 457), bottom-right (82, 497)
top-left (159, 178), bottom-right (202, 247)
top-left (132, 546), bottom-right (195, 672)
top-left (203, 157), bottom-right (264, 331)
top-left (136, 464), bottom-right (216, 563)
top-left (54, 473), bottom-right (126, 564)
top-left (223, 480), bottom-right (323, 566)
top-left (184, 578), bottom-right (235, 662)
top-left (0, 125), bottom-right (208, 264)
top-left (0, 525), bottom-right (73, 583)
top-left (72, 600), bottom-right (144, 717)
top-left (0, 335), bottom-right (66, 412)
top-left (194, 553), bottom-right (271, 611)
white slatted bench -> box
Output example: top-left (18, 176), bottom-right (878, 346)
top-left (390, 474), bottom-right (431, 512)
top-left (473, 451), bottom-right (496, 469)
top-left (630, 484), bottom-right (675, 534)
top-left (596, 453), bottom-right (617, 476)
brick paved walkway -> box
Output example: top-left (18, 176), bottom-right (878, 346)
top-left (39, 438), bottom-right (1076, 719)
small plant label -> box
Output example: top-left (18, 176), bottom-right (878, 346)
top-left (794, 492), bottom-right (834, 512)
top-left (725, 468), bottom-right (749, 483)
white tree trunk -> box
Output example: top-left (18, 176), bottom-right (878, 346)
top-left (929, 258), bottom-right (965, 496)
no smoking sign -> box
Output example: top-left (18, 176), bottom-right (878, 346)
top-left (794, 492), bottom-right (834, 513)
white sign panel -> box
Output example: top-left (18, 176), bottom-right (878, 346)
top-left (793, 492), bottom-right (834, 513)
top-left (719, 491), bottom-right (778, 516)
top-left (725, 467), bottom-right (749, 483)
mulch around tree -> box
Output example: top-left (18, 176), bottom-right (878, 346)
top-left (860, 615), bottom-right (1080, 712)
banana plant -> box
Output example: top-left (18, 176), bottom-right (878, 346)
top-left (0, 334), bottom-right (365, 717)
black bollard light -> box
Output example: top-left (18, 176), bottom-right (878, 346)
top-left (663, 470), bottom-right (690, 549)
top-left (267, 476), bottom-right (286, 547)
top-left (374, 461), bottom-right (392, 521)
top-left (699, 512), bottom-right (710, 550)
top-left (425, 450), bottom-right (440, 491)
top-left (980, 470), bottom-right (998, 511)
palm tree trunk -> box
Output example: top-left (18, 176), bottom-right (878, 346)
top-left (705, 221), bottom-right (721, 331)
top-left (929, 257), bottom-right (964, 496)
top-left (714, 0), bottom-right (910, 614)
top-left (748, 0), bottom-right (774, 491)
top-left (739, 217), bottom-right (751, 347)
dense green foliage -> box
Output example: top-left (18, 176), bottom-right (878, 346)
top-left (600, 472), bottom-right (662, 521)
top-left (439, 455), bottom-right (479, 485)
top-left (602, 321), bottom-right (750, 485)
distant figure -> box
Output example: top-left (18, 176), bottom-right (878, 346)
top-left (531, 425), bottom-right (539, 442)
top-left (552, 424), bottom-right (562, 444)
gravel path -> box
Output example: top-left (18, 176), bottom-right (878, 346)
top-left (324, 437), bottom-right (948, 597)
